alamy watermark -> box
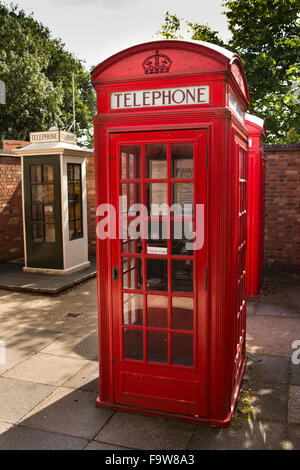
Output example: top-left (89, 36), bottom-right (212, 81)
top-left (96, 198), bottom-right (204, 251)
top-left (291, 340), bottom-right (300, 365)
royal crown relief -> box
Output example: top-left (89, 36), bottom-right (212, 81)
top-left (142, 50), bottom-right (172, 75)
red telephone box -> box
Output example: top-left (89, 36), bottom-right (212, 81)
top-left (92, 40), bottom-right (250, 427)
top-left (245, 114), bottom-right (266, 297)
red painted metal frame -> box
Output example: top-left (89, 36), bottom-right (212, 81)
top-left (92, 40), bottom-right (249, 427)
top-left (246, 116), bottom-right (266, 297)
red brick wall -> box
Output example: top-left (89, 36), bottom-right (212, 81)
top-left (264, 144), bottom-right (300, 269)
top-left (0, 153), bottom-right (24, 262)
top-left (86, 154), bottom-right (96, 256)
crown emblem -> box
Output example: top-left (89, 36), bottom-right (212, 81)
top-left (142, 50), bottom-right (172, 75)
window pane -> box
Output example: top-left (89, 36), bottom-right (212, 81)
top-left (43, 165), bottom-right (54, 183)
top-left (123, 329), bottom-right (143, 361)
top-left (69, 221), bottom-right (75, 240)
top-left (121, 184), bottom-right (142, 216)
top-left (31, 165), bottom-right (42, 183)
top-left (32, 223), bottom-right (43, 242)
top-left (171, 143), bottom-right (194, 178)
top-left (172, 183), bottom-right (194, 215)
top-left (123, 293), bottom-right (143, 326)
top-left (172, 259), bottom-right (193, 293)
top-left (172, 297), bottom-right (193, 331)
top-left (67, 164), bottom-right (73, 181)
top-left (68, 204), bottom-right (75, 220)
top-left (147, 331), bottom-right (168, 364)
top-left (146, 259), bottom-right (168, 292)
top-left (172, 334), bottom-right (193, 366)
top-left (44, 205), bottom-right (55, 223)
top-left (32, 184), bottom-right (54, 203)
top-left (75, 220), bottom-right (83, 238)
top-left (171, 220), bottom-right (194, 256)
top-left (32, 205), bottom-right (43, 222)
top-left (147, 183), bottom-right (168, 216)
top-left (45, 224), bottom-right (55, 243)
top-left (123, 257), bottom-right (143, 291)
top-left (121, 145), bottom-right (141, 179)
top-left (74, 164), bottom-right (81, 181)
top-left (146, 144), bottom-right (167, 179)
top-left (147, 295), bottom-right (168, 328)
top-left (147, 219), bottom-right (168, 255)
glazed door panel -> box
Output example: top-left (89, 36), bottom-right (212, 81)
top-left (23, 156), bottom-right (63, 269)
top-left (110, 130), bottom-right (207, 416)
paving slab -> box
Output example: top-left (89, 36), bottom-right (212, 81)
top-left (3, 353), bottom-right (88, 386)
top-left (0, 257), bottom-right (96, 295)
top-left (20, 387), bottom-right (113, 439)
top-left (0, 327), bottom-right (63, 352)
top-left (95, 412), bottom-right (196, 450)
top-left (84, 441), bottom-right (131, 450)
top-left (0, 377), bottom-right (55, 424)
top-left (188, 418), bottom-right (287, 450)
top-left (41, 331), bottom-right (98, 361)
top-left (288, 385), bottom-right (300, 424)
top-left (237, 382), bottom-right (288, 423)
top-left (285, 424), bottom-right (300, 450)
top-left (290, 361), bottom-right (300, 386)
top-left (255, 302), bottom-right (299, 318)
top-left (0, 425), bottom-right (87, 450)
top-left (246, 301), bottom-right (256, 315)
top-left (0, 348), bottom-right (35, 375)
top-left (62, 361), bottom-right (99, 393)
top-left (244, 354), bottom-right (290, 384)
top-left (247, 315), bottom-right (300, 356)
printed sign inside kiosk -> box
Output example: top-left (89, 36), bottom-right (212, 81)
top-left (111, 85), bottom-right (209, 109)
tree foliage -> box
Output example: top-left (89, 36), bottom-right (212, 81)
top-left (156, 2), bottom-right (300, 143)
top-left (0, 3), bottom-right (96, 146)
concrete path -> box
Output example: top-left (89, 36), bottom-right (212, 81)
top-left (0, 278), bottom-right (299, 450)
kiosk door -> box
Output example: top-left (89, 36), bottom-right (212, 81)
top-left (110, 130), bottom-right (207, 416)
top-left (23, 156), bottom-right (63, 269)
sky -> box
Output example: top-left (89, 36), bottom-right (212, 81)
top-left (10, 0), bottom-right (231, 70)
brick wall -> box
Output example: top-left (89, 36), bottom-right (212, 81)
top-left (264, 144), bottom-right (300, 270)
top-left (86, 154), bottom-right (96, 256)
top-left (0, 150), bottom-right (24, 262)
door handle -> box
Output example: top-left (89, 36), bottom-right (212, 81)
top-left (112, 267), bottom-right (119, 281)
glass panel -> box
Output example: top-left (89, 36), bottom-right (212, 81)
top-left (172, 297), bottom-right (193, 331)
top-left (68, 183), bottom-right (75, 202)
top-left (45, 224), bottom-right (55, 243)
top-left (67, 164), bottom-right (73, 181)
top-left (171, 143), bottom-right (194, 178)
top-left (121, 184), bottom-right (142, 216)
top-left (74, 183), bottom-right (81, 202)
top-left (147, 219), bottom-right (168, 255)
top-left (146, 259), bottom-right (168, 292)
top-left (147, 295), bottom-right (168, 328)
top-left (146, 144), bottom-right (167, 179)
top-left (69, 221), bottom-right (75, 240)
top-left (123, 329), bottom-right (143, 361)
top-left (123, 293), bottom-right (143, 326)
top-left (147, 331), bottom-right (168, 364)
top-left (74, 165), bottom-right (81, 181)
top-left (147, 183), bottom-right (168, 216)
top-left (122, 257), bottom-right (143, 291)
top-left (171, 220), bottom-right (194, 256)
top-left (121, 145), bottom-right (141, 180)
top-left (44, 205), bottom-right (55, 223)
top-left (68, 205), bottom-right (75, 220)
top-left (32, 223), bottom-right (43, 242)
top-left (43, 165), bottom-right (54, 183)
top-left (75, 219), bottom-right (83, 238)
top-left (75, 202), bottom-right (81, 219)
top-left (32, 204), bottom-right (43, 222)
top-left (172, 183), bottom-right (194, 215)
top-left (172, 259), bottom-right (193, 293)
top-left (31, 165), bottom-right (42, 183)
top-left (31, 184), bottom-right (54, 203)
top-left (172, 334), bottom-right (193, 366)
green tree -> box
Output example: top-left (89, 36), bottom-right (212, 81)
top-left (0, 3), bottom-right (96, 146)
top-left (156, 2), bottom-right (300, 143)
